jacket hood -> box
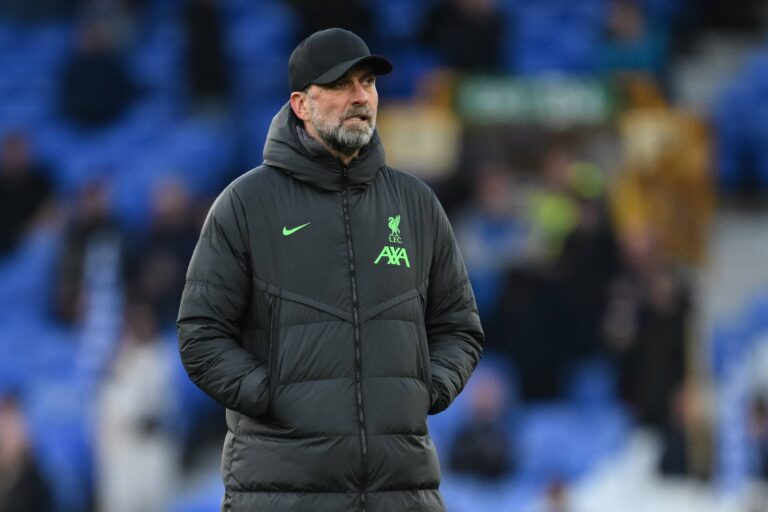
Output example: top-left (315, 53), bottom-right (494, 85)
top-left (262, 102), bottom-right (386, 192)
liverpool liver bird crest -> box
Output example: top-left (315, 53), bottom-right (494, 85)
top-left (388, 215), bottom-right (402, 243)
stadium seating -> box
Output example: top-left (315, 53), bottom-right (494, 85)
top-left (710, 287), bottom-right (768, 494)
top-left (713, 44), bottom-right (768, 193)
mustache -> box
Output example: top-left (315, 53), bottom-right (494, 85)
top-left (343, 106), bottom-right (375, 121)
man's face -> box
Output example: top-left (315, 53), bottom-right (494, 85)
top-left (304, 65), bottom-right (379, 156)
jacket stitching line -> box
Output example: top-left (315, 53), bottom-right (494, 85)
top-left (186, 278), bottom-right (242, 296)
top-left (430, 278), bottom-right (470, 302)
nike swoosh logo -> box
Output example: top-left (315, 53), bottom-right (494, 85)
top-left (282, 222), bottom-right (311, 236)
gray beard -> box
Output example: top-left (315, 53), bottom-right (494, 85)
top-left (308, 104), bottom-right (376, 156)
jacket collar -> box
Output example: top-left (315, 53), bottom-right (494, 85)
top-left (262, 102), bottom-right (386, 192)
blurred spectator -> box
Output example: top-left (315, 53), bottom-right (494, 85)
top-left (60, 21), bottom-right (136, 127)
top-left (184, 0), bottom-right (231, 109)
top-left (489, 263), bottom-right (574, 401)
top-left (420, 0), bottom-right (505, 72)
top-left (543, 480), bottom-right (571, 512)
top-left (454, 163), bottom-right (533, 316)
top-left (126, 179), bottom-right (199, 326)
top-left (285, 0), bottom-right (374, 43)
top-left (78, 0), bottom-right (140, 49)
top-left (599, 0), bottom-right (669, 83)
top-left (527, 148), bottom-right (581, 260)
top-left (0, 132), bottom-right (54, 256)
top-left (526, 479), bottom-right (572, 512)
top-left (658, 384), bottom-right (691, 476)
top-left (556, 164), bottom-right (622, 358)
top-left (0, 395), bottom-right (53, 512)
top-left (54, 180), bottom-right (124, 326)
top-left (611, 98), bottom-right (714, 267)
top-left (448, 367), bottom-right (514, 479)
top-left (604, 230), bottom-right (690, 429)
top-left (97, 301), bottom-right (179, 512)
top-left (489, 150), bottom-right (620, 400)
top-left (484, 150), bottom-right (577, 398)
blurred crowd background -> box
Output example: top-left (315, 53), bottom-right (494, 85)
top-left (1, 0), bottom-right (768, 511)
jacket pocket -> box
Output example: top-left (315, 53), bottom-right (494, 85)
top-left (267, 295), bottom-right (280, 417)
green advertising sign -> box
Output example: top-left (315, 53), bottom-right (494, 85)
top-left (455, 76), bottom-right (616, 127)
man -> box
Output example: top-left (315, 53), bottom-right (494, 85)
top-left (0, 131), bottom-right (53, 255)
top-left (177, 28), bottom-right (483, 512)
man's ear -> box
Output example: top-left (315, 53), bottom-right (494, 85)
top-left (290, 91), bottom-right (311, 122)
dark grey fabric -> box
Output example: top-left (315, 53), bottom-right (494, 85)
top-left (177, 102), bottom-right (483, 512)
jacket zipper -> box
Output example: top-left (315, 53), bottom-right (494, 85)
top-left (341, 167), bottom-right (368, 511)
top-left (267, 296), bottom-right (279, 416)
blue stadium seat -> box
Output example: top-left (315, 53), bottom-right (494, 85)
top-left (226, 3), bottom-right (296, 103)
top-left (112, 154), bottom-right (168, 228)
top-left (712, 81), bottom-right (753, 192)
top-left (715, 355), bottom-right (753, 494)
top-left (0, 226), bottom-right (61, 321)
top-left (509, 0), bottom-right (607, 75)
top-left (641, 0), bottom-right (682, 25)
top-left (164, 116), bottom-right (237, 194)
top-left (226, 2), bottom-right (297, 63)
top-left (0, 20), bottom-right (16, 49)
top-left (143, 0), bottom-right (185, 20)
top-left (172, 472), bottom-right (224, 512)
top-left (564, 357), bottom-right (618, 408)
top-left (745, 290), bottom-right (768, 333)
top-left (132, 29), bottom-right (184, 95)
top-left (24, 377), bottom-right (92, 512)
top-left (238, 100), bottom-right (285, 168)
top-left (710, 322), bottom-right (753, 381)
top-left (439, 471), bottom-right (541, 512)
top-left (364, 0), bottom-right (434, 43)
top-left (515, 402), bottom-right (628, 481)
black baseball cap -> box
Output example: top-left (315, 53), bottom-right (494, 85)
top-left (288, 28), bottom-right (393, 92)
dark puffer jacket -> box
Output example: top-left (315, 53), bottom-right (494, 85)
top-left (177, 103), bottom-right (483, 512)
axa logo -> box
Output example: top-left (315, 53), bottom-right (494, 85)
top-left (374, 246), bottom-right (411, 268)
top-left (375, 214), bottom-right (411, 268)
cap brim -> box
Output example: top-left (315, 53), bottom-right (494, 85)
top-left (311, 55), bottom-right (393, 87)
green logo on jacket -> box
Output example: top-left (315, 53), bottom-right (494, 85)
top-left (388, 215), bottom-right (402, 243)
top-left (374, 246), bottom-right (411, 268)
top-left (375, 214), bottom-right (410, 268)
top-left (282, 222), bottom-right (311, 236)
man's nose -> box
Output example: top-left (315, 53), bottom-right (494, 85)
top-left (349, 81), bottom-right (369, 104)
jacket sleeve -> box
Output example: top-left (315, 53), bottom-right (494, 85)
top-left (425, 191), bottom-right (484, 415)
top-left (177, 186), bottom-right (269, 418)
